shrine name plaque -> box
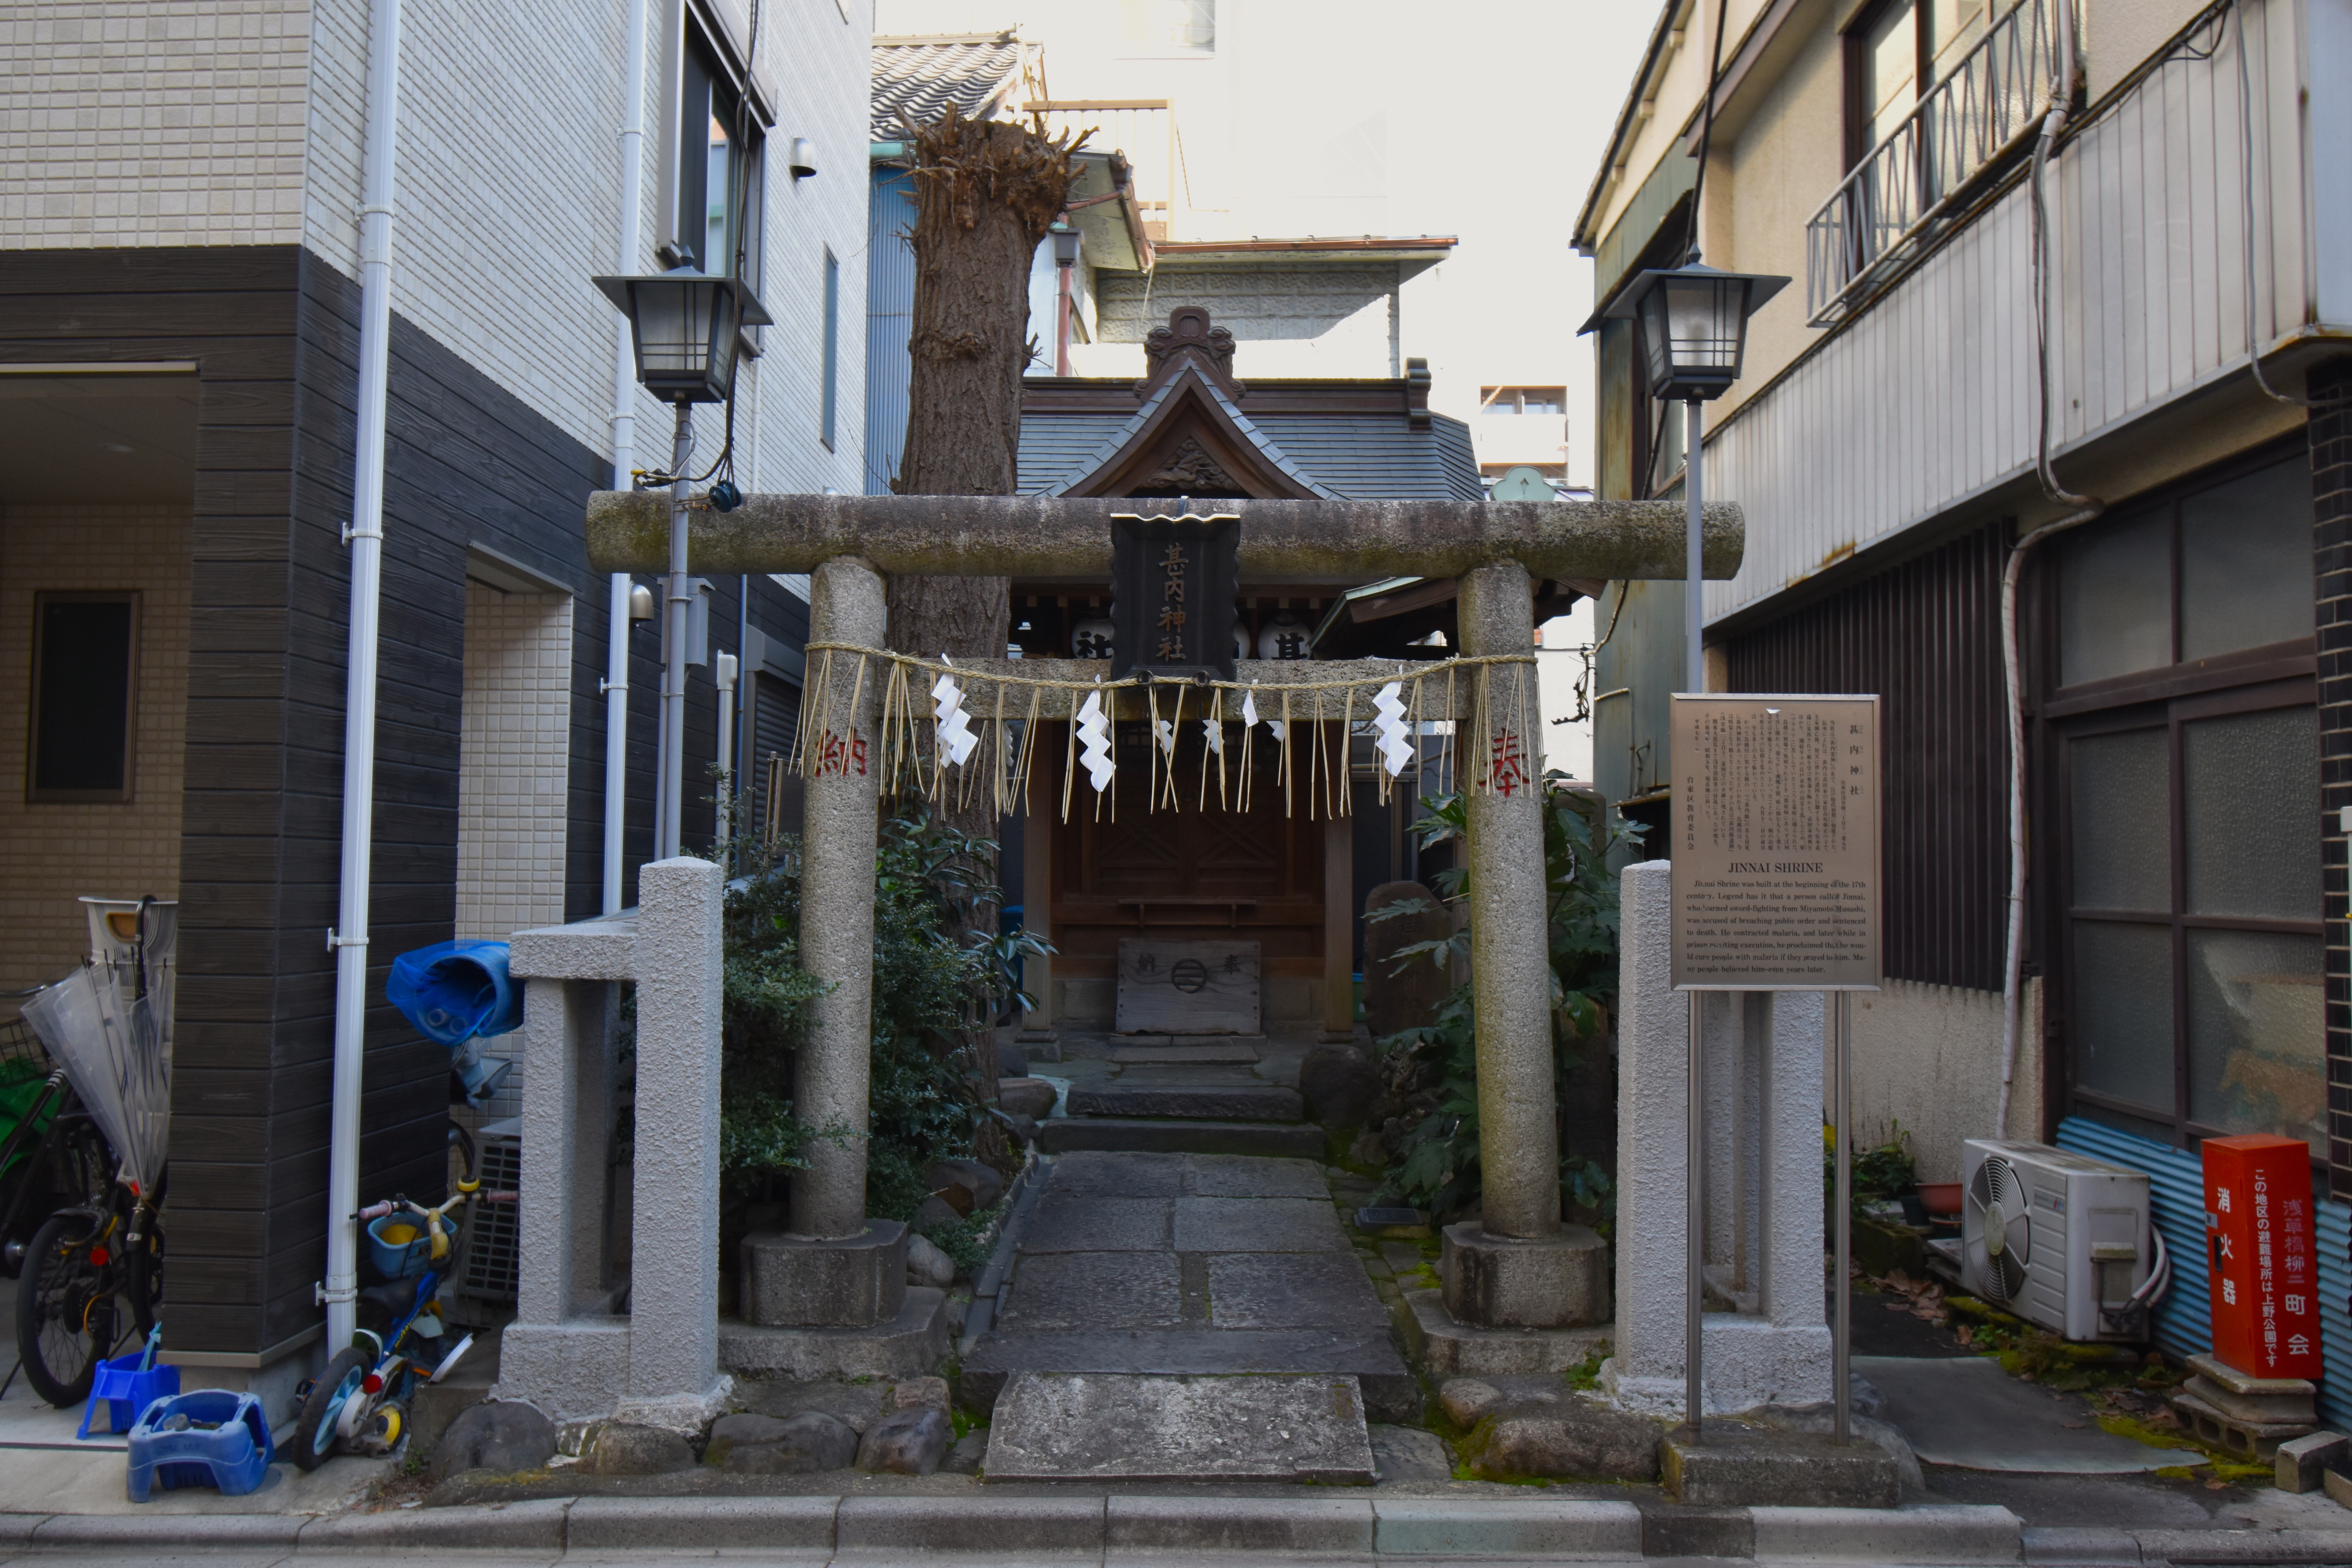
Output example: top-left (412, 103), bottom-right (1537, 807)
top-left (1110, 510), bottom-right (1240, 682)
top-left (1670, 693), bottom-right (1882, 992)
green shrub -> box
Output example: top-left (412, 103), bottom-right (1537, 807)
top-left (715, 800), bottom-right (1051, 1230)
top-left (1373, 774), bottom-right (1637, 1226)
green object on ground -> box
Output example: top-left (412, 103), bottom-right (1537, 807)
top-left (0, 1056), bottom-right (55, 1178)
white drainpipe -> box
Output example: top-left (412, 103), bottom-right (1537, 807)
top-left (321, 0), bottom-right (404, 1350)
top-left (603, 0), bottom-right (651, 914)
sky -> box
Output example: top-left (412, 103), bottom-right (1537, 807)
top-left (872, 0), bottom-right (1664, 490)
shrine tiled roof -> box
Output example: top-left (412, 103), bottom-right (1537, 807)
top-left (871, 31), bottom-right (1031, 142)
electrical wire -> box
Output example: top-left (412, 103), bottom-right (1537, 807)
top-left (1683, 0), bottom-right (1732, 265)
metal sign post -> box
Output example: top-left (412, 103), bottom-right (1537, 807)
top-left (1669, 693), bottom-right (1882, 1442)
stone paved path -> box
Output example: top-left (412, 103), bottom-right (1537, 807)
top-left (964, 1149), bottom-right (1418, 1421)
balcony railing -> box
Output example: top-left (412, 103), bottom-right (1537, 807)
top-left (1805, 0), bottom-right (2073, 326)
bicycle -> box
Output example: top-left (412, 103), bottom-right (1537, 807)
top-left (3, 1004), bottom-right (164, 1408)
top-left (291, 1129), bottom-right (513, 1470)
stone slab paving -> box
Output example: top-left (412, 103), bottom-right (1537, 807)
top-left (966, 1150), bottom-right (1418, 1424)
top-left (983, 1371), bottom-right (1378, 1483)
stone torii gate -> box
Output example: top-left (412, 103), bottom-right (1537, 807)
top-left (496, 490), bottom-right (1739, 1421)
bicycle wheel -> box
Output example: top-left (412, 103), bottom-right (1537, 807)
top-left (292, 1345), bottom-right (371, 1472)
top-left (15, 1212), bottom-right (103, 1407)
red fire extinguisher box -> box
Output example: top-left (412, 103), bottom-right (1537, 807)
top-left (2203, 1134), bottom-right (2322, 1381)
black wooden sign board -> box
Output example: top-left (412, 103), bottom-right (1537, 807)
top-left (1111, 511), bottom-right (1240, 681)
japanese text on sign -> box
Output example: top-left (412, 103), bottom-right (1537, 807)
top-left (1670, 695), bottom-right (1882, 991)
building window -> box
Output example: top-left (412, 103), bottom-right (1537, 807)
top-left (676, 21), bottom-right (762, 285)
top-left (1122, 0), bottom-right (1214, 56)
top-left (1481, 387), bottom-right (1566, 416)
top-left (1843, 0), bottom-right (1990, 167)
top-left (2050, 448), bottom-right (2320, 1160)
top-left (27, 591), bottom-right (138, 802)
top-left (820, 248), bottom-right (839, 451)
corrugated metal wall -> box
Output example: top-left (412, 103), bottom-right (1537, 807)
top-left (864, 167), bottom-right (916, 496)
top-left (2058, 1115), bottom-right (2351, 1432)
top-left (1700, 0), bottom-right (2307, 627)
top-left (1724, 523), bottom-right (2007, 991)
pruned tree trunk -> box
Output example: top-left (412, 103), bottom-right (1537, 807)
top-left (894, 104), bottom-right (1084, 836)
top-left (895, 105), bottom-right (1085, 1101)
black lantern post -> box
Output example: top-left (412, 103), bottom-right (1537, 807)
top-left (1602, 263), bottom-right (1787, 688)
top-left (1602, 258), bottom-right (1784, 1446)
top-left (593, 264), bottom-right (771, 859)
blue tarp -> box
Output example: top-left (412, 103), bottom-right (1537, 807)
top-left (386, 940), bottom-right (521, 1046)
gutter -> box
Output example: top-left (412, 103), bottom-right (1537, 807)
top-left (320, 0), bottom-right (404, 1350)
top-left (604, 0), bottom-right (650, 914)
top-left (1573, 0), bottom-right (1692, 253)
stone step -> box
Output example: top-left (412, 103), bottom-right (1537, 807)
top-left (1109, 1040), bottom-right (1263, 1064)
top-left (981, 1370), bottom-right (1376, 1483)
top-left (963, 1328), bottom-right (1418, 1423)
top-left (1037, 1117), bottom-right (1323, 1160)
top-left (1066, 1085), bottom-right (1303, 1122)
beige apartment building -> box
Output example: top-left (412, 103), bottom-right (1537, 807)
top-left (1576, 0), bottom-right (2350, 1398)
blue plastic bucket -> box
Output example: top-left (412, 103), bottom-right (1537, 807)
top-left (367, 1213), bottom-right (432, 1280)
top-left (386, 940), bottom-right (520, 1045)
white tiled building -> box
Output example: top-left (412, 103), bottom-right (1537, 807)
top-left (0, 0), bottom-right (869, 1399)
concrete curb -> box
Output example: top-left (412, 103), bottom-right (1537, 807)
top-left (1373, 1497), bottom-right (1644, 1559)
top-left (9, 1494), bottom-right (2352, 1561)
top-left (1106, 1495), bottom-right (1373, 1554)
top-left (566, 1494), bottom-right (838, 1552)
top-left (1750, 1503), bottom-right (2021, 1563)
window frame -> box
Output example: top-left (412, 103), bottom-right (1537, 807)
top-left (26, 589), bottom-right (140, 805)
top-left (667, 4), bottom-right (769, 350)
top-left (2037, 438), bottom-right (2322, 1162)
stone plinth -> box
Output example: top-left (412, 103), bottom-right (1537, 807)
top-left (720, 1288), bottom-right (951, 1381)
top-left (1396, 1289), bottom-right (1614, 1381)
top-left (1662, 1426), bottom-right (1899, 1508)
top-left (741, 1222), bottom-right (909, 1328)
top-left (1600, 861), bottom-right (1833, 1419)
top-left (1441, 1222), bottom-right (1610, 1329)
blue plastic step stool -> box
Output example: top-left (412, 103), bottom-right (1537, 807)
top-left (125, 1390), bottom-right (273, 1501)
top-left (78, 1353), bottom-right (179, 1439)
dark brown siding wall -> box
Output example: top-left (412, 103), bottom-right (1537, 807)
top-left (2314, 359), bottom-right (2352, 1200)
top-left (1723, 523), bottom-right (2009, 991)
top-left (2, 245), bottom-right (804, 1356)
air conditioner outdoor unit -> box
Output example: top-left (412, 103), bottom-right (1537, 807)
top-left (1961, 1139), bottom-right (2169, 1342)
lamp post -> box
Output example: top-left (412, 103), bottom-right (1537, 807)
top-left (593, 263), bottom-right (771, 860)
top-left (1604, 260), bottom-right (1785, 1437)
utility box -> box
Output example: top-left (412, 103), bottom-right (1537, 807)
top-left (2203, 1134), bottom-right (2321, 1381)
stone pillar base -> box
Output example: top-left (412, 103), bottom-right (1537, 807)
top-left (1396, 1287), bottom-right (1615, 1380)
top-left (720, 1287), bottom-right (951, 1381)
top-left (740, 1220), bottom-right (909, 1328)
top-left (1439, 1221), bottom-right (1610, 1328)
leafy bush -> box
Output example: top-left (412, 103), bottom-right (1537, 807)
top-left (1373, 773), bottom-right (1637, 1226)
top-left (716, 801), bottom-right (1051, 1230)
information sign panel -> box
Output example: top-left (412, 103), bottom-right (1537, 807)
top-left (1670, 693), bottom-right (1882, 991)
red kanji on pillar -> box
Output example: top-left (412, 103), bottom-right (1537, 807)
top-left (2203, 1134), bottom-right (2322, 1381)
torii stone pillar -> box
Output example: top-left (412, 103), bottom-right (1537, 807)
top-left (737, 555), bottom-right (916, 1334)
top-left (586, 490), bottom-right (1742, 1338)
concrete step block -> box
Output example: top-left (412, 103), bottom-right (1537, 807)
top-left (984, 1372), bottom-right (1375, 1484)
top-left (962, 1326), bottom-right (1418, 1423)
top-left (1037, 1117), bottom-right (1322, 1158)
top-left (1663, 1427), bottom-right (1901, 1509)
